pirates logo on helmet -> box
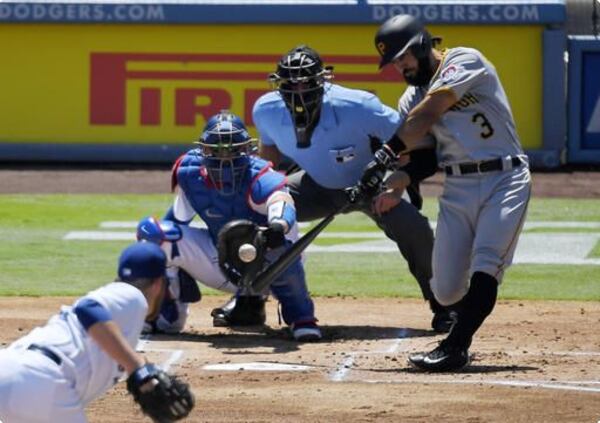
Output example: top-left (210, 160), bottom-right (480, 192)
top-left (196, 111), bottom-right (255, 196)
top-left (374, 15), bottom-right (442, 86)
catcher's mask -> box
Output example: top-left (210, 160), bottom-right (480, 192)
top-left (374, 14), bottom-right (441, 87)
top-left (196, 110), bottom-right (255, 196)
top-left (269, 45), bottom-right (333, 148)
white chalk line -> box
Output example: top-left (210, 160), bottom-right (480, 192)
top-left (329, 328), bottom-right (411, 382)
top-left (361, 378), bottom-right (600, 394)
top-left (503, 350), bottom-right (600, 357)
top-left (137, 337), bottom-right (184, 373)
top-left (137, 335), bottom-right (599, 394)
top-left (330, 355), bottom-right (356, 382)
top-left (327, 330), bottom-right (600, 394)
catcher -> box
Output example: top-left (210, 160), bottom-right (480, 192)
top-left (0, 242), bottom-right (194, 422)
top-left (136, 110), bottom-right (321, 341)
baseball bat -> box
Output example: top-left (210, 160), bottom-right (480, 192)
top-left (250, 202), bottom-right (351, 293)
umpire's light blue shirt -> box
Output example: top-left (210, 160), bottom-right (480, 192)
top-left (253, 83), bottom-right (401, 189)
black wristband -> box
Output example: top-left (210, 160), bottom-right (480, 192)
top-left (386, 134), bottom-right (407, 155)
top-left (401, 148), bottom-right (438, 183)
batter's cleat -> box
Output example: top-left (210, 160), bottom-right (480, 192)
top-left (431, 310), bottom-right (458, 333)
top-left (291, 321), bottom-right (322, 342)
top-left (211, 295), bottom-right (266, 327)
top-left (408, 340), bottom-right (470, 372)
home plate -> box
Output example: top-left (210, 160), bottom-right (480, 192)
top-left (203, 362), bottom-right (312, 372)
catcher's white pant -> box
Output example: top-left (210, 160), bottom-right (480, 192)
top-left (160, 225), bottom-right (238, 293)
top-left (431, 164), bottom-right (531, 306)
top-left (0, 348), bottom-right (87, 422)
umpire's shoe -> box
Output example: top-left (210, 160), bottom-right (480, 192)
top-left (211, 295), bottom-right (266, 327)
top-left (408, 339), bottom-right (470, 372)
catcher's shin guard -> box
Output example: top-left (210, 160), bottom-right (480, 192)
top-left (211, 295), bottom-right (266, 327)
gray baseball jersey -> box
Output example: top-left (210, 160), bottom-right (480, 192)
top-left (398, 47), bottom-right (524, 166)
top-left (396, 47), bottom-right (531, 305)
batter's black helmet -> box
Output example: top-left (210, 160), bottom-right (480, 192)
top-left (375, 15), bottom-right (440, 68)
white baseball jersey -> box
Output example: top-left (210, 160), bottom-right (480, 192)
top-left (0, 282), bottom-right (147, 422)
top-left (398, 47), bottom-right (524, 165)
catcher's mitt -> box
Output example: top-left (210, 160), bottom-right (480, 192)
top-left (127, 364), bottom-right (194, 422)
top-left (217, 219), bottom-right (266, 284)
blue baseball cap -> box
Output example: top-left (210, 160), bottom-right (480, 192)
top-left (118, 242), bottom-right (167, 282)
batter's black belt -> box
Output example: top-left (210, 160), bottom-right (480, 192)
top-left (27, 344), bottom-right (62, 365)
top-left (444, 156), bottom-right (523, 176)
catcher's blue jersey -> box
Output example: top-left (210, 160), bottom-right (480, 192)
top-left (173, 150), bottom-right (286, 241)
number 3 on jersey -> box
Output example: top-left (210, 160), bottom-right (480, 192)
top-left (472, 112), bottom-right (494, 139)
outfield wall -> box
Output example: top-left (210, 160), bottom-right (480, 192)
top-left (0, 1), bottom-right (567, 166)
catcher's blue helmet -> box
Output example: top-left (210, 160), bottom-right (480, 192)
top-left (196, 111), bottom-right (255, 196)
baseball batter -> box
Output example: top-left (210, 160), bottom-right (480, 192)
top-left (0, 242), bottom-right (194, 422)
top-left (362, 14), bottom-right (531, 371)
top-left (137, 111), bottom-right (321, 342)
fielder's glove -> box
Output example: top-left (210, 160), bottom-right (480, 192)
top-left (127, 364), bottom-right (194, 422)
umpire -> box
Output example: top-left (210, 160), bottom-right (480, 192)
top-left (251, 45), bottom-right (453, 332)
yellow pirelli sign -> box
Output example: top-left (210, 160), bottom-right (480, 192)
top-left (0, 23), bottom-right (542, 148)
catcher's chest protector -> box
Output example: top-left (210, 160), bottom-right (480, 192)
top-left (176, 153), bottom-right (268, 240)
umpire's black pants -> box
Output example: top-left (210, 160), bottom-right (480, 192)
top-left (287, 170), bottom-right (435, 301)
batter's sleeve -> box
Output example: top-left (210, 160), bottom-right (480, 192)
top-left (428, 50), bottom-right (487, 100)
top-left (397, 87), bottom-right (425, 122)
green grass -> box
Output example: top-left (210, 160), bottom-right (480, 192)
top-left (301, 253), bottom-right (599, 301)
top-left (587, 241), bottom-right (600, 259)
top-left (312, 237), bottom-right (380, 246)
top-left (524, 227), bottom-right (600, 233)
top-left (0, 195), bottom-right (598, 300)
top-left (310, 197), bottom-right (600, 233)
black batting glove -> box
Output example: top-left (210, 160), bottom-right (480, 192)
top-left (359, 146), bottom-right (396, 194)
top-left (263, 221), bottom-right (286, 249)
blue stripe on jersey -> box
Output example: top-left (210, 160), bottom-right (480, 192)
top-left (74, 298), bottom-right (113, 331)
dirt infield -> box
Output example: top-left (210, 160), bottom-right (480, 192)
top-left (1, 168), bottom-right (600, 198)
top-left (1, 169), bottom-right (599, 422)
top-left (0, 296), bottom-right (598, 422)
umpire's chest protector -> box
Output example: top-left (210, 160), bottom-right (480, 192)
top-left (175, 153), bottom-right (271, 240)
